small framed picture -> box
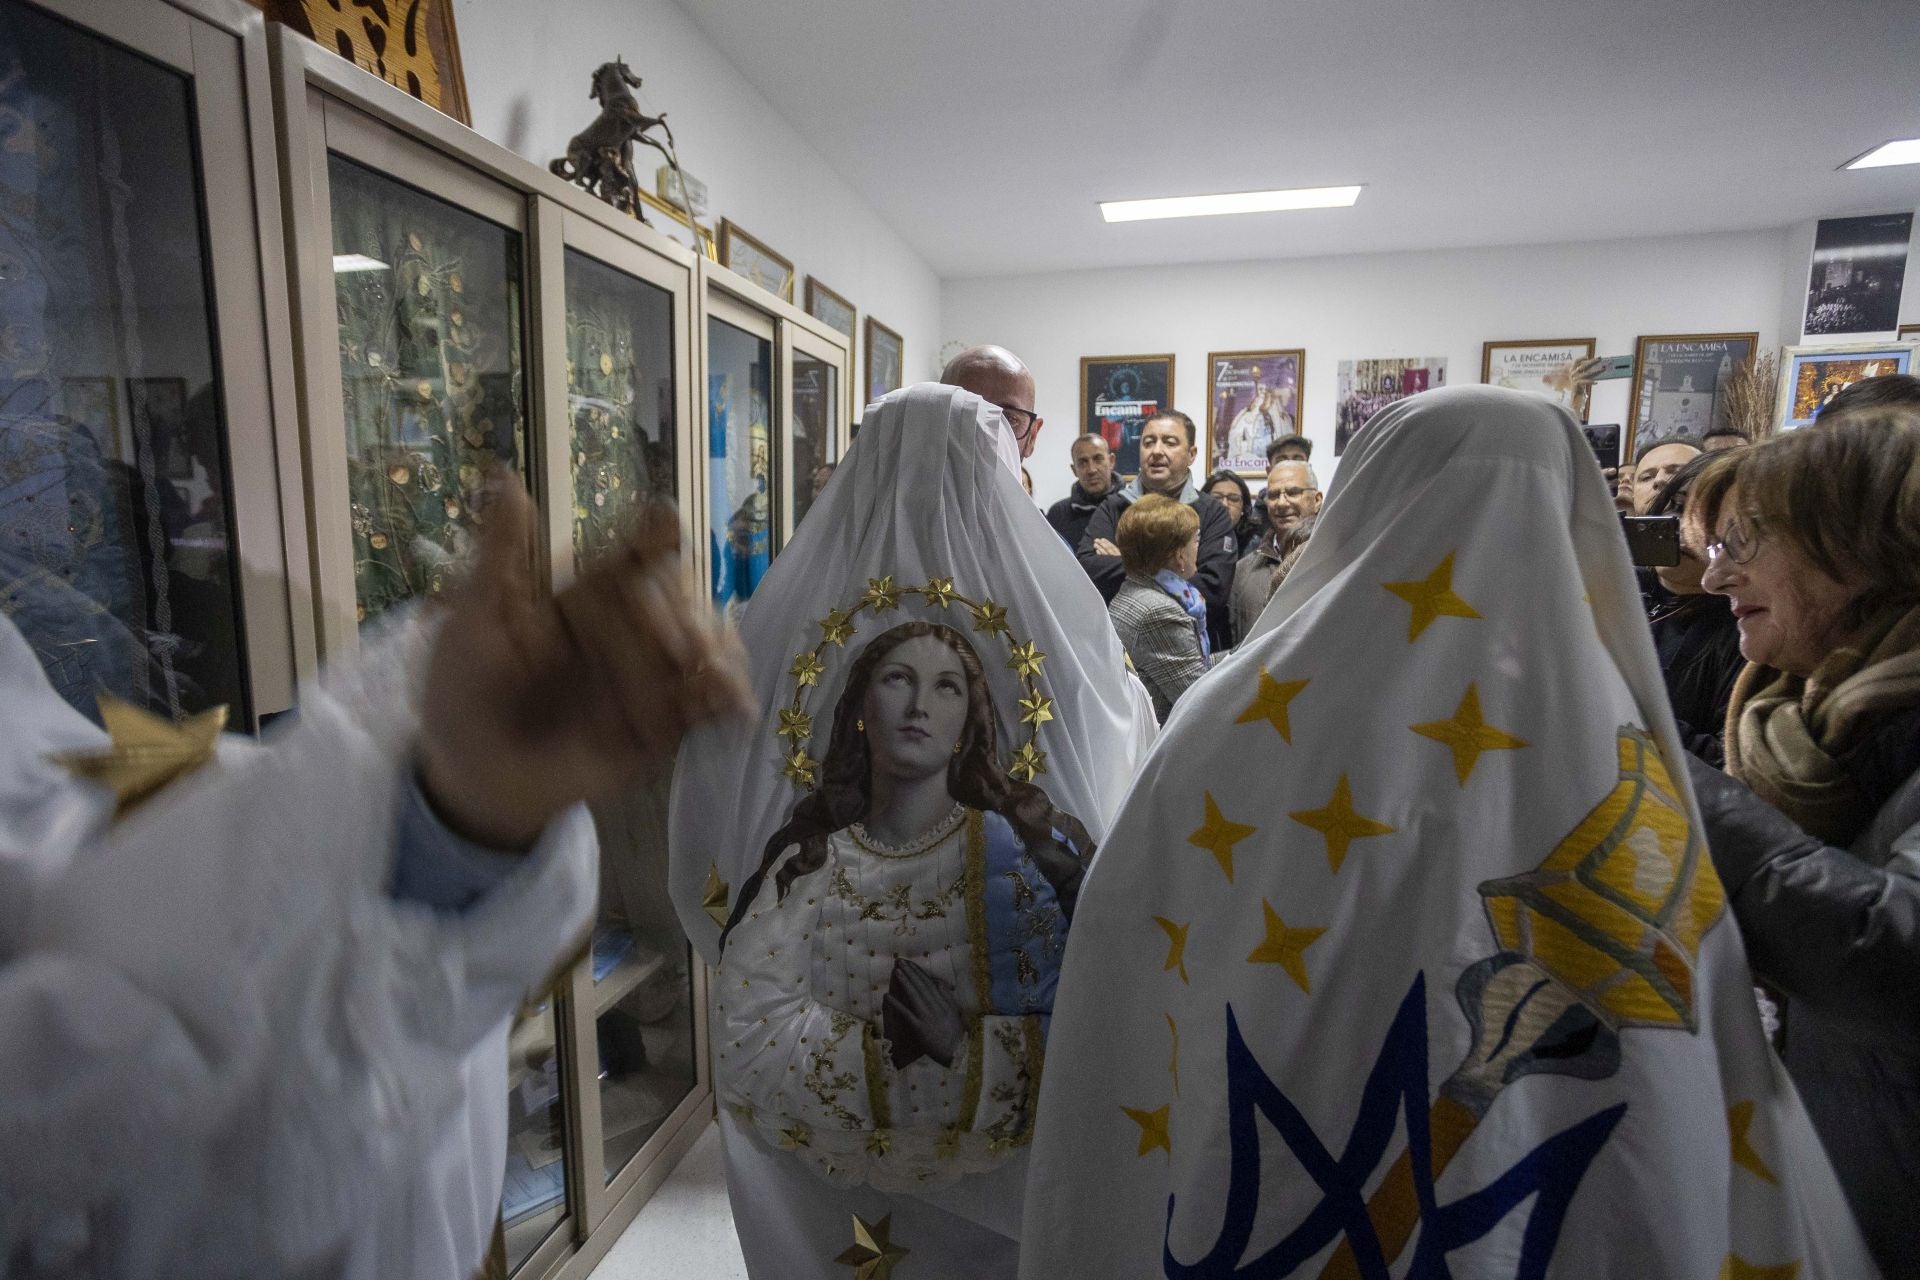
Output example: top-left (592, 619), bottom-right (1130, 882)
top-left (1480, 338), bottom-right (1597, 420)
top-left (1207, 349), bottom-right (1303, 476)
top-left (1625, 331), bottom-right (1758, 458)
top-left (1081, 354), bottom-right (1177, 477)
top-left (804, 277), bottom-right (856, 339)
top-left (1774, 342), bottom-right (1916, 430)
top-left (865, 316), bottom-right (904, 403)
top-left (1334, 357), bottom-right (1446, 455)
top-left (718, 219), bottom-right (794, 302)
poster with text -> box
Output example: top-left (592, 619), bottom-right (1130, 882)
top-left (1627, 333), bottom-right (1756, 455)
top-left (1481, 339), bottom-right (1596, 420)
top-left (1209, 349), bottom-right (1304, 475)
top-left (1081, 354), bottom-right (1175, 477)
top-left (1804, 213), bottom-right (1912, 336)
top-left (1334, 357), bottom-right (1447, 455)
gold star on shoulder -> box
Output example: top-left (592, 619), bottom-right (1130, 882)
top-left (790, 651), bottom-right (826, 687)
top-left (1289, 773), bottom-right (1395, 873)
top-left (1247, 899), bottom-right (1325, 993)
top-left (1007, 640), bottom-right (1046, 678)
top-left (1189, 791), bottom-right (1257, 883)
top-left (1120, 1103), bottom-right (1171, 1156)
top-left (1153, 916), bottom-right (1190, 983)
top-left (776, 708), bottom-right (813, 742)
top-left (970, 600), bottom-right (1009, 637)
top-left (861, 576), bottom-right (901, 611)
top-left (1411, 683), bottom-right (1528, 785)
top-left (1383, 551), bottom-right (1481, 642)
top-left (836, 1212), bottom-right (910, 1280)
top-left (702, 864), bottom-right (730, 928)
top-left (1009, 741), bottom-right (1048, 781)
top-left (1718, 1255), bottom-right (1799, 1280)
top-left (53, 696), bottom-right (227, 817)
top-left (1234, 668), bottom-right (1309, 742)
top-left (819, 609), bottom-right (857, 646)
top-left (1727, 1101), bottom-right (1777, 1185)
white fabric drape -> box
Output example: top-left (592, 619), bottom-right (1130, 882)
top-left (1022, 386), bottom-right (1874, 1279)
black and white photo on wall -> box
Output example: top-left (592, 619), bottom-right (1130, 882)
top-left (1803, 213), bottom-right (1912, 337)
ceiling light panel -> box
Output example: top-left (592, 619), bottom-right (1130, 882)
top-left (1845, 139), bottom-right (1920, 170)
top-left (1099, 185), bottom-right (1363, 223)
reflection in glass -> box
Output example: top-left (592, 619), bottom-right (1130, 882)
top-left (502, 1001), bottom-right (567, 1271)
top-left (327, 156), bottom-right (525, 626)
top-left (592, 780), bottom-right (698, 1185)
top-left (0, 0), bottom-right (247, 724)
top-left (707, 318), bottom-right (772, 622)
top-left (791, 356), bottom-right (839, 527)
top-left (564, 250), bottom-right (675, 564)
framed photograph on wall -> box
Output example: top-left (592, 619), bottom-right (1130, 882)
top-left (804, 277), bottom-right (856, 339)
top-left (865, 316), bottom-right (904, 404)
top-left (1334, 357), bottom-right (1446, 455)
top-left (1081, 354), bottom-right (1176, 478)
top-left (1774, 341), bottom-right (1916, 430)
top-left (718, 219), bottom-right (795, 302)
top-left (1207, 349), bottom-right (1304, 476)
top-left (265, 0), bottom-right (470, 124)
top-left (1481, 337), bottom-right (1597, 420)
top-left (1625, 331), bottom-right (1758, 458)
top-left (1803, 213), bottom-right (1912, 336)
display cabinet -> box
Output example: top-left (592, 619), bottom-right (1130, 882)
top-left (0, 0), bottom-right (308, 730)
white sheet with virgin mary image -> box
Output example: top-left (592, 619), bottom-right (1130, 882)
top-left (1020, 386), bottom-right (1875, 1280)
top-left (669, 382), bottom-right (1156, 1277)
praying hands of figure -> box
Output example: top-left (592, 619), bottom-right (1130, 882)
top-left (417, 477), bottom-right (753, 850)
top-left (882, 956), bottom-right (967, 1070)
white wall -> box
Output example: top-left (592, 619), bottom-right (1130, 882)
top-left (453, 0), bottom-right (941, 389)
top-left (945, 230), bottom-right (1793, 506)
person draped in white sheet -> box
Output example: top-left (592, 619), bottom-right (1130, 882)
top-left (1020, 386), bottom-right (1877, 1280)
top-left (669, 382), bottom-right (1156, 1279)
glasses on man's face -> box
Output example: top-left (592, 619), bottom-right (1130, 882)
top-left (1705, 519), bottom-right (1761, 566)
top-left (996, 404), bottom-right (1039, 441)
top-left (1271, 486), bottom-right (1313, 501)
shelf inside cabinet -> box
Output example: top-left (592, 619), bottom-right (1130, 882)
top-left (594, 945), bottom-right (670, 1017)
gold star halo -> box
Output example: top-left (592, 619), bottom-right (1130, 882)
top-left (861, 576), bottom-right (901, 611)
top-left (782, 749), bottom-right (819, 788)
top-left (1007, 640), bottom-right (1046, 679)
top-left (789, 651), bottom-right (826, 687)
top-left (1009, 741), bottom-right (1048, 781)
top-left (53, 696), bottom-right (227, 817)
top-left (918, 576), bottom-right (958, 608)
top-left (1718, 1256), bottom-right (1799, 1280)
top-left (1411, 683), bottom-right (1529, 785)
top-left (1120, 1103), bottom-right (1171, 1156)
top-left (776, 708), bottom-right (813, 742)
top-left (819, 608), bottom-right (857, 647)
top-left (701, 864), bottom-right (730, 928)
top-left (1154, 916), bottom-right (1191, 983)
top-left (1289, 773), bottom-right (1396, 874)
top-left (1383, 551), bottom-right (1482, 642)
top-left (1247, 899), bottom-right (1325, 993)
top-left (970, 599), bottom-right (1009, 636)
top-left (1727, 1101), bottom-right (1778, 1185)
top-left (1017, 691), bottom-right (1055, 727)
top-left (1234, 668), bottom-right (1309, 742)
top-left (836, 1213), bottom-right (910, 1280)
top-left (1188, 791), bottom-right (1257, 883)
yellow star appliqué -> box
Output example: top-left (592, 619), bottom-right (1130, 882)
top-left (1121, 1103), bottom-right (1171, 1156)
top-left (1009, 741), bottom-right (1048, 781)
top-left (776, 707), bottom-right (813, 742)
top-left (970, 599), bottom-right (1009, 637)
top-left (1383, 552), bottom-right (1482, 642)
top-left (1153, 916), bottom-right (1190, 983)
top-left (1728, 1101), bottom-right (1777, 1185)
top-left (861, 576), bottom-right (901, 611)
top-left (1247, 899), bottom-right (1325, 992)
top-left (1717, 1256), bottom-right (1799, 1280)
top-left (1234, 668), bottom-right (1309, 742)
top-left (819, 609), bottom-right (857, 646)
top-left (1017, 691), bottom-right (1055, 727)
top-left (1411, 683), bottom-right (1529, 785)
top-left (781, 749), bottom-right (819, 788)
top-left (836, 1212), bottom-right (909, 1280)
top-left (701, 864), bottom-right (730, 929)
top-left (1007, 641), bottom-right (1046, 678)
top-left (53, 695), bottom-right (228, 816)
top-left (1188, 791), bottom-right (1257, 883)
top-left (790, 651), bottom-right (826, 687)
top-left (919, 576), bottom-right (957, 608)
top-left (1289, 773), bottom-right (1396, 873)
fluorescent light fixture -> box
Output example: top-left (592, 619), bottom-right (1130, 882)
top-left (1100, 185), bottom-right (1362, 223)
top-left (1844, 139), bottom-right (1920, 170)
top-left (332, 253), bottom-right (390, 273)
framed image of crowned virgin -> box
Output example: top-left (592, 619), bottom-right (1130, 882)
top-left (1208, 349), bottom-right (1304, 476)
top-left (865, 317), bottom-right (904, 404)
top-left (1625, 332), bottom-right (1757, 458)
top-left (1481, 338), bottom-right (1597, 421)
top-left (1081, 354), bottom-right (1176, 478)
top-left (1774, 342), bottom-right (1916, 431)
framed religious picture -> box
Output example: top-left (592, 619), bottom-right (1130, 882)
top-left (1207, 349), bottom-right (1304, 476)
top-left (1334, 357), bottom-right (1446, 456)
top-left (1803, 213), bottom-right (1912, 336)
top-left (1774, 341), bottom-right (1916, 431)
top-left (718, 220), bottom-right (795, 302)
top-left (804, 277), bottom-right (857, 340)
top-left (1481, 338), bottom-right (1598, 420)
top-left (865, 317), bottom-right (904, 403)
top-left (1081, 354), bottom-right (1176, 478)
top-left (1624, 332), bottom-right (1758, 458)
top-left (263, 0), bottom-right (470, 124)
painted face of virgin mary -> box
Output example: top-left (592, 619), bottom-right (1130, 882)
top-left (860, 634), bottom-right (969, 784)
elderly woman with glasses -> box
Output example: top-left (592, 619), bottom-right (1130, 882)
top-left (1684, 406), bottom-right (1920, 1277)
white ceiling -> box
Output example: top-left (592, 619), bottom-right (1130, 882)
top-left (673, 0), bottom-right (1920, 279)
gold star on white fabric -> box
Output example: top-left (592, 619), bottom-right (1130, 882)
top-left (1234, 668), bottom-right (1309, 742)
top-left (1411, 684), bottom-right (1529, 785)
top-left (53, 696), bottom-right (227, 816)
top-left (1728, 1101), bottom-right (1778, 1185)
top-left (1188, 791), bottom-right (1257, 883)
top-left (1383, 552), bottom-right (1481, 642)
top-left (1153, 916), bottom-right (1190, 983)
top-left (1120, 1103), bottom-right (1170, 1156)
top-left (836, 1213), bottom-right (910, 1279)
top-left (1289, 773), bottom-right (1396, 873)
top-left (1246, 899), bottom-right (1325, 993)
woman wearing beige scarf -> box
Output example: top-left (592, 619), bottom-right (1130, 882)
top-left (1684, 405), bottom-right (1920, 1278)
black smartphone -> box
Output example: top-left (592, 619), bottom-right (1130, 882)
top-left (1583, 424), bottom-right (1621, 472)
top-left (1621, 515), bottom-right (1681, 567)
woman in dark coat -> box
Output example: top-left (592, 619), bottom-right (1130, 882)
top-left (1645, 452), bottom-right (1744, 764)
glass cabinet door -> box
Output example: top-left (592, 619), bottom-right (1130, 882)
top-left (0, 0), bottom-right (248, 724)
top-left (706, 313), bottom-right (772, 623)
top-left (325, 155), bottom-right (527, 627)
top-left (790, 353), bottom-right (839, 529)
top-left (502, 999), bottom-right (568, 1271)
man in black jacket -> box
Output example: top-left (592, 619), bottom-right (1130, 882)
top-left (1078, 410), bottom-right (1236, 649)
top-left (1046, 433), bottom-right (1118, 549)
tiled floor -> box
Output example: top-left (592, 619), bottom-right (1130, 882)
top-left (588, 1123), bottom-right (746, 1279)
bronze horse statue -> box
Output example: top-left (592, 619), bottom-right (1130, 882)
top-left (549, 59), bottom-right (687, 224)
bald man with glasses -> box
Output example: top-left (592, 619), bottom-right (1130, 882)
top-left (941, 344), bottom-right (1045, 458)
